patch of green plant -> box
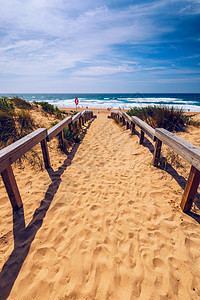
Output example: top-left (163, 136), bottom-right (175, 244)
top-left (11, 97), bottom-right (32, 110)
top-left (183, 114), bottom-right (200, 127)
top-left (37, 102), bottom-right (65, 119)
top-left (55, 106), bottom-right (64, 119)
top-left (0, 97), bottom-right (15, 112)
top-left (32, 101), bottom-right (40, 107)
top-left (50, 121), bottom-right (59, 127)
top-left (40, 101), bottom-right (55, 114)
top-left (0, 97), bottom-right (17, 144)
top-left (16, 110), bottom-right (35, 136)
top-left (0, 112), bottom-right (17, 144)
top-left (127, 105), bottom-right (195, 132)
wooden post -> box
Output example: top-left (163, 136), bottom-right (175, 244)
top-left (68, 122), bottom-right (72, 132)
top-left (40, 138), bottom-right (51, 169)
top-left (123, 117), bottom-right (126, 126)
top-left (131, 122), bottom-right (135, 134)
top-left (180, 166), bottom-right (200, 212)
top-left (126, 122), bottom-right (130, 130)
top-left (58, 130), bottom-right (64, 149)
top-left (1, 165), bottom-right (23, 208)
top-left (153, 138), bottom-right (162, 166)
top-left (139, 130), bottom-right (144, 144)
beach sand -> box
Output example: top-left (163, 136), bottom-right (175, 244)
top-left (0, 110), bottom-right (200, 299)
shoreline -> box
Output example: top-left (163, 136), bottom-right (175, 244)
top-left (62, 106), bottom-right (200, 116)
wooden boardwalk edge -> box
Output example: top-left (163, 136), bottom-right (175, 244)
top-left (110, 111), bottom-right (200, 213)
top-left (0, 110), bottom-right (94, 209)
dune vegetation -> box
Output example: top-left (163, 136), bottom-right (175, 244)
top-left (127, 106), bottom-right (200, 132)
top-left (0, 96), bottom-right (80, 169)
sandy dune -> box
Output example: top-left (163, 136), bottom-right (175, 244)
top-left (0, 112), bottom-right (200, 299)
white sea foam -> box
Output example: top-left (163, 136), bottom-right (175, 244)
top-left (20, 94), bottom-right (199, 112)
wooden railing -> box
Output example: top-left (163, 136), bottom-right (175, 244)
top-left (153, 129), bottom-right (200, 212)
top-left (111, 111), bottom-right (155, 143)
top-left (0, 110), bottom-right (94, 209)
top-left (110, 111), bottom-right (200, 213)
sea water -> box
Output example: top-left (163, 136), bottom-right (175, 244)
top-left (1, 93), bottom-right (200, 111)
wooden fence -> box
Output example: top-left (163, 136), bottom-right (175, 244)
top-left (111, 111), bottom-right (200, 213)
top-left (0, 110), bottom-right (94, 209)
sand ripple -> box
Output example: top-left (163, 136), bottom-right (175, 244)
top-left (0, 113), bottom-right (200, 299)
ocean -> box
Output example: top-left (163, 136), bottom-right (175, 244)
top-left (1, 93), bottom-right (200, 111)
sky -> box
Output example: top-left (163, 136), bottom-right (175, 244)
top-left (0, 0), bottom-right (200, 93)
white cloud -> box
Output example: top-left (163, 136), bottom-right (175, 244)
top-left (0, 0), bottom-right (199, 91)
top-left (0, 1), bottom-right (168, 76)
top-left (73, 65), bottom-right (135, 76)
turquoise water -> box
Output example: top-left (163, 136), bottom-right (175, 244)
top-left (1, 93), bottom-right (200, 111)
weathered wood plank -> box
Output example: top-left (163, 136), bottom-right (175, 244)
top-left (47, 116), bottom-right (72, 141)
top-left (181, 166), bottom-right (200, 212)
top-left (58, 130), bottom-right (65, 149)
top-left (122, 112), bottom-right (132, 125)
top-left (40, 138), bottom-right (51, 169)
top-left (131, 116), bottom-right (155, 141)
top-left (131, 122), bottom-right (135, 134)
top-left (81, 111), bottom-right (85, 124)
top-left (0, 128), bottom-right (48, 173)
top-left (153, 138), bottom-right (162, 166)
top-left (72, 112), bottom-right (82, 124)
top-left (155, 128), bottom-right (200, 171)
top-left (1, 165), bottom-right (23, 208)
top-left (140, 130), bottom-right (144, 145)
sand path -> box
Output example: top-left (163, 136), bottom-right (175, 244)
top-left (1, 113), bottom-right (200, 299)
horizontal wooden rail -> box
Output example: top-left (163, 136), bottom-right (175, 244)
top-left (0, 128), bottom-right (50, 208)
top-left (153, 128), bottom-right (200, 212)
top-left (110, 111), bottom-right (200, 213)
top-left (1, 110), bottom-right (94, 209)
top-left (154, 128), bottom-right (200, 171)
top-left (122, 112), bottom-right (132, 125)
top-left (72, 112), bottom-right (82, 123)
top-left (131, 116), bottom-right (156, 142)
top-left (111, 111), bottom-right (155, 143)
top-left (0, 128), bottom-right (49, 173)
top-left (47, 116), bottom-right (72, 142)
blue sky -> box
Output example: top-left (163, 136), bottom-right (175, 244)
top-left (0, 0), bottom-right (200, 93)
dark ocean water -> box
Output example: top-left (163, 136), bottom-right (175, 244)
top-left (1, 93), bottom-right (200, 111)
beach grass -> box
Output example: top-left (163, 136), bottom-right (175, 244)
top-left (127, 105), bottom-right (200, 132)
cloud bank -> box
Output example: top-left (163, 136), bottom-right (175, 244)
top-left (0, 0), bottom-right (199, 92)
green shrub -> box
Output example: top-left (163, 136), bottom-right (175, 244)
top-left (126, 106), bottom-right (197, 132)
top-left (0, 98), bottom-right (16, 144)
top-left (40, 102), bottom-right (55, 114)
top-left (0, 112), bottom-right (17, 143)
top-left (55, 106), bottom-right (63, 119)
top-left (11, 97), bottom-right (32, 110)
top-left (0, 97), bottom-right (15, 112)
top-left (16, 111), bottom-right (35, 136)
